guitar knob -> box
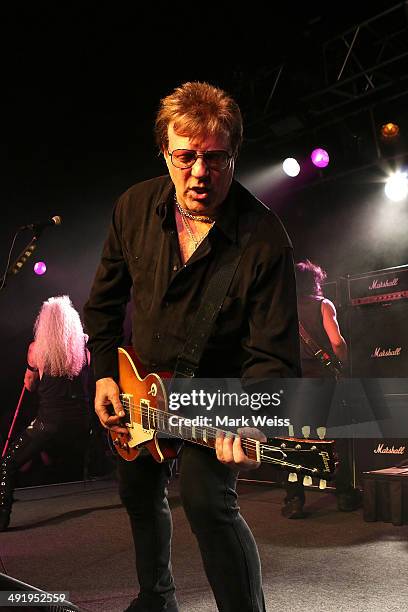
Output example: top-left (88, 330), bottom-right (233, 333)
top-left (295, 444), bottom-right (301, 450)
top-left (311, 445), bottom-right (317, 451)
top-left (319, 479), bottom-right (327, 490)
top-left (280, 443), bottom-right (286, 449)
top-left (288, 472), bottom-right (298, 482)
top-left (303, 476), bottom-right (313, 486)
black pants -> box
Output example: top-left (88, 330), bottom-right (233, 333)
top-left (2, 418), bottom-right (89, 493)
top-left (118, 444), bottom-right (265, 612)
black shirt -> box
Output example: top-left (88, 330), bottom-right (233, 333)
top-left (37, 366), bottom-right (91, 427)
top-left (298, 295), bottom-right (336, 378)
top-left (84, 175), bottom-right (301, 381)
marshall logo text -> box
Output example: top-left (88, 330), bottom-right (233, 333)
top-left (374, 444), bottom-right (406, 455)
top-left (371, 347), bottom-right (402, 358)
top-left (368, 278), bottom-right (399, 290)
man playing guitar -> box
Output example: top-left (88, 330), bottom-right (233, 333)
top-left (84, 82), bottom-right (302, 612)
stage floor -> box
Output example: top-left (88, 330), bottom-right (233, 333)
top-left (1, 477), bottom-right (408, 611)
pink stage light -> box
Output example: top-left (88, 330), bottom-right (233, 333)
top-left (311, 148), bottom-right (330, 168)
top-left (34, 261), bottom-right (47, 275)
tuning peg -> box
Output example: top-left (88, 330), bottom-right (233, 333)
top-left (301, 426), bottom-right (311, 438)
top-left (319, 479), bottom-right (327, 490)
top-left (316, 427), bottom-right (326, 440)
top-left (288, 424), bottom-right (294, 437)
top-left (303, 476), bottom-right (313, 486)
top-left (288, 472), bottom-right (298, 482)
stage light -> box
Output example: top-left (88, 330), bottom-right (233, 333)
top-left (311, 148), bottom-right (330, 168)
top-left (381, 122), bottom-right (399, 139)
top-left (282, 158), bottom-right (300, 177)
top-left (384, 171), bottom-right (408, 202)
top-left (34, 261), bottom-right (47, 275)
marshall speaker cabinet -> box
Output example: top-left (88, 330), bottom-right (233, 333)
top-left (346, 265), bottom-right (408, 377)
top-left (354, 438), bottom-right (408, 486)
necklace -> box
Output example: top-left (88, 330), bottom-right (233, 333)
top-left (175, 200), bottom-right (214, 251)
top-left (174, 195), bottom-right (214, 223)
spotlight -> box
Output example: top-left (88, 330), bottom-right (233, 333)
top-left (34, 261), bottom-right (47, 275)
top-left (282, 158), bottom-right (300, 177)
top-left (384, 171), bottom-right (408, 202)
top-left (311, 148), bottom-right (330, 168)
top-left (381, 122), bottom-right (400, 139)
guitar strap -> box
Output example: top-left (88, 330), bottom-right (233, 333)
top-left (173, 222), bottom-right (254, 380)
top-left (299, 321), bottom-right (339, 374)
top-left (299, 322), bottom-right (327, 358)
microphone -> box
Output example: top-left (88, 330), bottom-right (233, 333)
top-left (20, 215), bottom-right (62, 232)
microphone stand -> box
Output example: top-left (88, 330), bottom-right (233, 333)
top-left (0, 233), bottom-right (41, 291)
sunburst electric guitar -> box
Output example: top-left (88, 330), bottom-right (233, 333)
top-left (110, 348), bottom-right (336, 486)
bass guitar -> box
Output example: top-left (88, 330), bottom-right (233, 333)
top-left (110, 347), bottom-right (336, 486)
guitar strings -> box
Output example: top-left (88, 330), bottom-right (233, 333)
top-left (117, 395), bottom-right (329, 473)
top-left (118, 395), bottom-right (325, 457)
top-left (118, 394), bottom-right (331, 447)
top-left (118, 395), bottom-right (329, 453)
top-left (119, 395), bottom-right (266, 457)
top-left (119, 395), bottom-right (263, 446)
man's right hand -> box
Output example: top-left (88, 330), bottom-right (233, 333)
top-left (95, 377), bottom-right (128, 434)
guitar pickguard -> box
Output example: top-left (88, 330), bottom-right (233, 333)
top-left (126, 419), bottom-right (155, 448)
top-left (122, 393), bottom-right (156, 448)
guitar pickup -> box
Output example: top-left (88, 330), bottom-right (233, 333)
top-left (140, 398), bottom-right (152, 430)
top-left (119, 393), bottom-right (133, 416)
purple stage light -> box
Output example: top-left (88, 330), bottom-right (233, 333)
top-left (311, 148), bottom-right (330, 168)
top-left (34, 261), bottom-right (47, 275)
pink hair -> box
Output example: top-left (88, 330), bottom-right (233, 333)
top-left (33, 295), bottom-right (86, 378)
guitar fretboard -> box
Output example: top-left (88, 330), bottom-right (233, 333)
top-left (119, 394), bottom-right (328, 474)
top-left (120, 393), bottom-right (262, 460)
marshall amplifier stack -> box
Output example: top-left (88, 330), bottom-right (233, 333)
top-left (344, 265), bottom-right (408, 480)
top-left (345, 264), bottom-right (408, 377)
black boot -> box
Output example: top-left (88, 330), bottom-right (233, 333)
top-left (0, 464), bottom-right (14, 531)
top-left (281, 496), bottom-right (306, 519)
top-left (282, 480), bottom-right (306, 519)
top-left (336, 487), bottom-right (362, 512)
top-left (0, 435), bottom-right (25, 531)
top-left (124, 593), bottom-right (179, 612)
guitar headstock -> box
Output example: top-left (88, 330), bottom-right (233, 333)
top-left (261, 435), bottom-right (336, 482)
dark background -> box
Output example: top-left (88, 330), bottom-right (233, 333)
top-left (2, 2), bottom-right (408, 468)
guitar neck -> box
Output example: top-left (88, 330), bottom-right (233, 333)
top-left (120, 396), bottom-right (331, 476)
top-left (130, 397), bottom-right (261, 459)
